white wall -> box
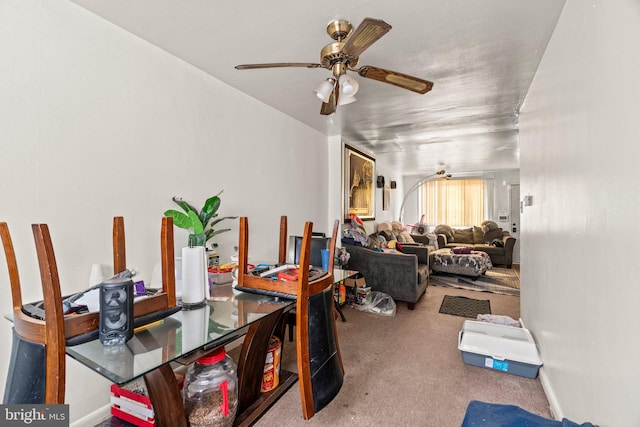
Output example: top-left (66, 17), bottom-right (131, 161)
top-left (0, 0), bottom-right (328, 424)
top-left (334, 140), bottom-right (400, 234)
top-left (519, 1), bottom-right (640, 426)
top-left (400, 170), bottom-right (519, 230)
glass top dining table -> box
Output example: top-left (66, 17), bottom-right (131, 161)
top-left (65, 283), bottom-right (294, 385)
top-left (65, 268), bottom-right (357, 385)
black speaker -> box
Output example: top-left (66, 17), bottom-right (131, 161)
top-left (377, 175), bottom-right (385, 188)
top-left (99, 277), bottom-right (134, 346)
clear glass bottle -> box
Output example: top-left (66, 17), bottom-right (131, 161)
top-left (183, 347), bottom-right (238, 427)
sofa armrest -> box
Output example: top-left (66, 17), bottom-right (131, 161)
top-left (502, 235), bottom-right (516, 267)
top-left (436, 234), bottom-right (448, 248)
top-left (410, 235), bottom-right (429, 245)
top-left (397, 244), bottom-right (428, 265)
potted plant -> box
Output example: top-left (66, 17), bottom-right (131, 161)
top-left (164, 191), bottom-right (237, 247)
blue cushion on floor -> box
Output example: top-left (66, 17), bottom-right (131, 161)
top-left (462, 400), bottom-right (595, 427)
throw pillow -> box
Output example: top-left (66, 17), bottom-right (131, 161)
top-left (473, 226), bottom-right (485, 244)
top-left (453, 227), bottom-right (474, 244)
top-left (481, 220), bottom-right (499, 233)
top-left (433, 224), bottom-right (455, 242)
top-left (397, 231), bottom-right (416, 243)
top-left (377, 222), bottom-right (393, 234)
top-left (483, 228), bottom-right (503, 243)
top-left (391, 221), bottom-right (404, 233)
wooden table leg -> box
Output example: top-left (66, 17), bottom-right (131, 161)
top-left (234, 307), bottom-right (297, 426)
top-left (144, 364), bottom-right (187, 427)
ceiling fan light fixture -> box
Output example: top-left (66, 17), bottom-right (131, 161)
top-left (339, 74), bottom-right (359, 96)
top-left (338, 95), bottom-right (357, 106)
top-left (314, 78), bottom-right (335, 103)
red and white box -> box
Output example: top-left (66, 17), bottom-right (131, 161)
top-left (110, 382), bottom-right (155, 427)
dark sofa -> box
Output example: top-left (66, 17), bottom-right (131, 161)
top-left (343, 243), bottom-right (429, 310)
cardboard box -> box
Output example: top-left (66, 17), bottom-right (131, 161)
top-left (356, 286), bottom-right (371, 305)
top-left (458, 320), bottom-right (543, 378)
top-left (344, 276), bottom-right (366, 305)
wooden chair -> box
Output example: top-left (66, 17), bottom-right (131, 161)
top-left (2, 217), bottom-right (178, 404)
top-left (1, 222), bottom-right (66, 404)
top-left (294, 221), bottom-right (344, 419)
top-left (236, 217), bottom-right (344, 419)
top-left (286, 219), bottom-right (340, 341)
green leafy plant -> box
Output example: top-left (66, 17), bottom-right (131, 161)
top-left (164, 190), bottom-right (237, 247)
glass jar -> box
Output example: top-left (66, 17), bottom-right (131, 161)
top-left (183, 347), bottom-right (238, 427)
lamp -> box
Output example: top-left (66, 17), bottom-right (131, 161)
top-left (339, 74), bottom-right (359, 97)
top-left (314, 78), bottom-right (335, 103)
top-left (398, 170), bottom-right (449, 223)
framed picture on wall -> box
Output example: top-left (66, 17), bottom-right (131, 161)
top-left (344, 144), bottom-right (375, 220)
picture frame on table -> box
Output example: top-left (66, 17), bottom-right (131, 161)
top-left (343, 144), bottom-right (375, 221)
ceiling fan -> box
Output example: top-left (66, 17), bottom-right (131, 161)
top-left (235, 17), bottom-right (434, 115)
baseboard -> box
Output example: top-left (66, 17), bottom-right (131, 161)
top-left (539, 368), bottom-right (562, 421)
top-left (519, 318), bottom-right (561, 421)
top-left (71, 404), bottom-right (111, 427)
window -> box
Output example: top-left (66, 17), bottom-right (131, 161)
top-left (421, 179), bottom-right (485, 226)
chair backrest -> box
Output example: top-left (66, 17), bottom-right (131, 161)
top-left (295, 221), bottom-right (343, 419)
top-left (112, 216), bottom-right (177, 308)
top-left (1, 222), bottom-right (65, 404)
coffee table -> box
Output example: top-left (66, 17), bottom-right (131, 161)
top-left (430, 248), bottom-right (492, 278)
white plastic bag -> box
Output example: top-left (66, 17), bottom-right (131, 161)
top-left (354, 291), bottom-right (396, 316)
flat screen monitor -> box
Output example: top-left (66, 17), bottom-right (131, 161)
top-left (290, 236), bottom-right (330, 268)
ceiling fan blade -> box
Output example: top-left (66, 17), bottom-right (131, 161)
top-left (235, 62), bottom-right (322, 70)
top-left (357, 65), bottom-right (434, 94)
top-left (342, 18), bottom-right (392, 58)
top-left (320, 81), bottom-right (338, 115)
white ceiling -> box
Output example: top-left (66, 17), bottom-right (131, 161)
top-left (70, 0), bottom-right (565, 177)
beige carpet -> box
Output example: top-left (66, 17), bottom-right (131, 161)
top-left (429, 267), bottom-right (520, 296)
top-left (254, 285), bottom-right (550, 426)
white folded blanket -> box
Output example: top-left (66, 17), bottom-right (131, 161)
top-left (476, 314), bottom-right (521, 327)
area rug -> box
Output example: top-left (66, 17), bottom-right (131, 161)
top-left (439, 295), bottom-right (491, 318)
top-left (430, 267), bottom-right (520, 296)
